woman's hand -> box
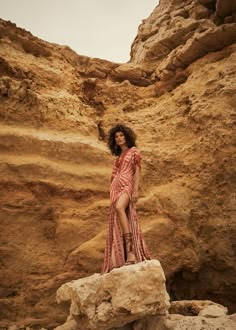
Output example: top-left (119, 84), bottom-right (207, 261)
top-left (132, 190), bottom-right (139, 204)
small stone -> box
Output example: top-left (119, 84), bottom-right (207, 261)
top-left (199, 305), bottom-right (228, 318)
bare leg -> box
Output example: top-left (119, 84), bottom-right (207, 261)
top-left (115, 193), bottom-right (135, 263)
top-left (115, 193), bottom-right (130, 234)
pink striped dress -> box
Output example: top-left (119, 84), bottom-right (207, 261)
top-left (101, 146), bottom-right (151, 273)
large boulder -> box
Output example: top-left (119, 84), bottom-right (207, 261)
top-left (56, 260), bottom-right (170, 330)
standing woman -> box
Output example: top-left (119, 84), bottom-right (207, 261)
top-left (102, 124), bottom-right (150, 273)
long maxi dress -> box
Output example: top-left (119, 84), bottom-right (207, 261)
top-left (101, 146), bottom-right (151, 273)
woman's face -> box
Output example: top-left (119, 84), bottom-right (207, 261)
top-left (115, 131), bottom-right (127, 147)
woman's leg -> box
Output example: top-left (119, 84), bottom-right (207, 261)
top-left (115, 193), bottom-right (135, 263)
top-left (115, 193), bottom-right (130, 234)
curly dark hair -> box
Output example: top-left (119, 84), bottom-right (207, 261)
top-left (107, 124), bottom-right (137, 156)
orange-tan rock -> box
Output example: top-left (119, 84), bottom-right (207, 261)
top-left (0, 0), bottom-right (236, 328)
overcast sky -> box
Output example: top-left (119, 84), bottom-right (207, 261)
top-left (0, 0), bottom-right (159, 63)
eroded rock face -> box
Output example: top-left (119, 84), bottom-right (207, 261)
top-left (119, 300), bottom-right (235, 330)
top-left (137, 312), bottom-right (236, 330)
top-left (131, 0), bottom-right (236, 63)
top-left (0, 0), bottom-right (236, 328)
top-left (56, 260), bottom-right (170, 330)
top-left (129, 0), bottom-right (236, 94)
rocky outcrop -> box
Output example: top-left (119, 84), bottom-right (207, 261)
top-left (128, 0), bottom-right (236, 94)
top-left (0, 0), bottom-right (236, 328)
top-left (131, 0), bottom-right (236, 64)
top-left (55, 276), bottom-right (236, 330)
top-left (133, 312), bottom-right (236, 330)
top-left (116, 300), bottom-right (235, 329)
top-left (56, 260), bottom-right (170, 330)
top-left (55, 263), bottom-right (236, 330)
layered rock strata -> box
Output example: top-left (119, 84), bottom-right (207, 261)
top-left (0, 0), bottom-right (236, 328)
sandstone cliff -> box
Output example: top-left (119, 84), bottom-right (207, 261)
top-left (0, 0), bottom-right (236, 328)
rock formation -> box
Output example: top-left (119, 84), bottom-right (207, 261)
top-left (56, 260), bottom-right (170, 330)
top-left (132, 309), bottom-right (236, 330)
top-left (55, 261), bottom-right (236, 330)
top-left (0, 0), bottom-right (236, 328)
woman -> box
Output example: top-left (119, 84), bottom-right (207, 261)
top-left (101, 124), bottom-right (150, 273)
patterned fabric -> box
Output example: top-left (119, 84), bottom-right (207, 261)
top-left (101, 147), bottom-right (151, 273)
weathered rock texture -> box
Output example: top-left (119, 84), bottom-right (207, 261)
top-left (169, 299), bottom-right (228, 316)
top-left (113, 300), bottom-right (236, 330)
top-left (0, 0), bottom-right (236, 328)
top-left (56, 260), bottom-right (170, 330)
top-left (55, 273), bottom-right (236, 330)
top-left (132, 312), bottom-right (236, 330)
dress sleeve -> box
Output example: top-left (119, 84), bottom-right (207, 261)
top-left (111, 158), bottom-right (118, 182)
top-left (131, 147), bottom-right (142, 171)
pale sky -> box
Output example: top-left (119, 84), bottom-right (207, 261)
top-left (0, 0), bottom-right (159, 63)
